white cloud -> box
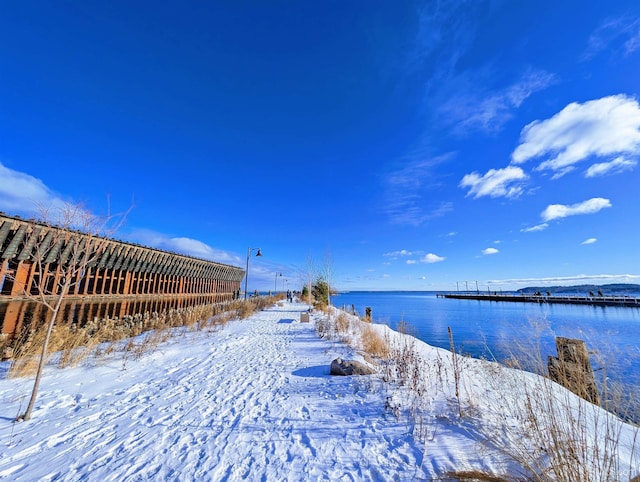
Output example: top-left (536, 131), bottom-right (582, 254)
top-left (421, 253), bottom-right (446, 263)
top-left (482, 247), bottom-right (499, 255)
top-left (521, 223), bottom-right (549, 233)
top-left (0, 162), bottom-right (120, 228)
top-left (161, 237), bottom-right (230, 261)
top-left (585, 156), bottom-right (637, 177)
top-left (541, 197), bottom-right (612, 222)
top-left (460, 166), bottom-right (527, 199)
top-left (128, 229), bottom-right (241, 265)
top-left (0, 162), bottom-right (69, 216)
top-left (511, 95), bottom-right (640, 177)
top-left (581, 238), bottom-right (598, 245)
top-left (406, 259), bottom-right (417, 265)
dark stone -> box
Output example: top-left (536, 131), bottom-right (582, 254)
top-left (330, 358), bottom-right (375, 376)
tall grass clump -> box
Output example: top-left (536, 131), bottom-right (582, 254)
top-left (7, 297), bottom-right (276, 378)
top-left (360, 324), bottom-right (389, 359)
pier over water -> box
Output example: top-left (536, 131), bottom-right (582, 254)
top-left (437, 292), bottom-right (640, 307)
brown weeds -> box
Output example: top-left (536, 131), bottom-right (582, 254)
top-left (6, 297), bottom-right (277, 378)
top-left (360, 325), bottom-right (389, 358)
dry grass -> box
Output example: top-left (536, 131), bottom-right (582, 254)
top-left (360, 325), bottom-right (389, 358)
top-left (335, 312), bottom-right (351, 334)
top-left (314, 310), bottom-right (355, 343)
top-left (444, 470), bottom-right (521, 481)
top-left (6, 296), bottom-right (280, 378)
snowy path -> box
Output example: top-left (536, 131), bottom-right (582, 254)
top-left (0, 302), bottom-right (422, 481)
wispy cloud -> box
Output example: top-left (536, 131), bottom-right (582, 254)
top-left (459, 166), bottom-right (527, 199)
top-left (406, 259), bottom-right (417, 265)
top-left (482, 247), bottom-right (499, 255)
top-left (420, 253), bottom-right (446, 263)
top-left (511, 95), bottom-right (640, 178)
top-left (583, 16), bottom-right (640, 60)
top-left (383, 249), bottom-right (418, 258)
top-left (489, 274), bottom-right (640, 286)
top-left (541, 197), bottom-right (612, 222)
top-left (521, 223), bottom-right (548, 233)
top-left (441, 69), bottom-right (557, 133)
top-left (383, 152), bottom-right (455, 226)
top-left (581, 238), bottom-right (598, 245)
top-left (584, 156), bottom-right (637, 177)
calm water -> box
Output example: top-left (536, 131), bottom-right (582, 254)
top-left (333, 291), bottom-right (640, 383)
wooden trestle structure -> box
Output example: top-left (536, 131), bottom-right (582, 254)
top-left (0, 213), bottom-right (245, 299)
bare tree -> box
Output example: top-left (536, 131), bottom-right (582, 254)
top-left (299, 254), bottom-right (316, 306)
top-left (320, 251), bottom-right (336, 313)
top-left (10, 201), bottom-right (129, 421)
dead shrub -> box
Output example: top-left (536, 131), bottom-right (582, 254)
top-left (361, 325), bottom-right (389, 359)
top-left (315, 316), bottom-right (332, 339)
top-left (445, 470), bottom-right (517, 482)
top-left (334, 312), bottom-right (351, 335)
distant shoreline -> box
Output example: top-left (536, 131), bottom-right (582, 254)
top-left (336, 283), bottom-right (640, 296)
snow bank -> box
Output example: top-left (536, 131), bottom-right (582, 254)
top-left (0, 302), bottom-right (638, 481)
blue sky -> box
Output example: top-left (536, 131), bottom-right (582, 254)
top-left (1, 1), bottom-right (640, 292)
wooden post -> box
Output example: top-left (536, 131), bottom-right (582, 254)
top-left (365, 307), bottom-right (372, 322)
top-left (548, 337), bottom-right (600, 405)
top-left (0, 259), bottom-right (8, 294)
top-left (10, 261), bottom-right (29, 296)
top-left (24, 261), bottom-right (38, 296)
top-left (82, 266), bottom-right (92, 295)
top-left (39, 262), bottom-right (50, 294)
top-left (123, 271), bottom-right (133, 295)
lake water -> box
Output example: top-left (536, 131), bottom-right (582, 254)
top-left (332, 291), bottom-right (640, 385)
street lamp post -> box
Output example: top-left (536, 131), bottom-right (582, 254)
top-left (244, 246), bottom-right (262, 300)
top-left (274, 272), bottom-right (282, 293)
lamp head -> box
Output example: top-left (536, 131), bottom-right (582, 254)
top-left (256, 248), bottom-right (262, 257)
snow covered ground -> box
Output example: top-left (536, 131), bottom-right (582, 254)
top-left (1, 300), bottom-right (638, 481)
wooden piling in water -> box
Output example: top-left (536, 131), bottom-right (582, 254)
top-left (548, 337), bottom-right (600, 405)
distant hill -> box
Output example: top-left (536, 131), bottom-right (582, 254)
top-left (518, 283), bottom-right (640, 295)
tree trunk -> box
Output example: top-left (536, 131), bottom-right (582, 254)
top-left (19, 281), bottom-right (68, 421)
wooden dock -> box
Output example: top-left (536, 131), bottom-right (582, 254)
top-left (437, 292), bottom-right (640, 307)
